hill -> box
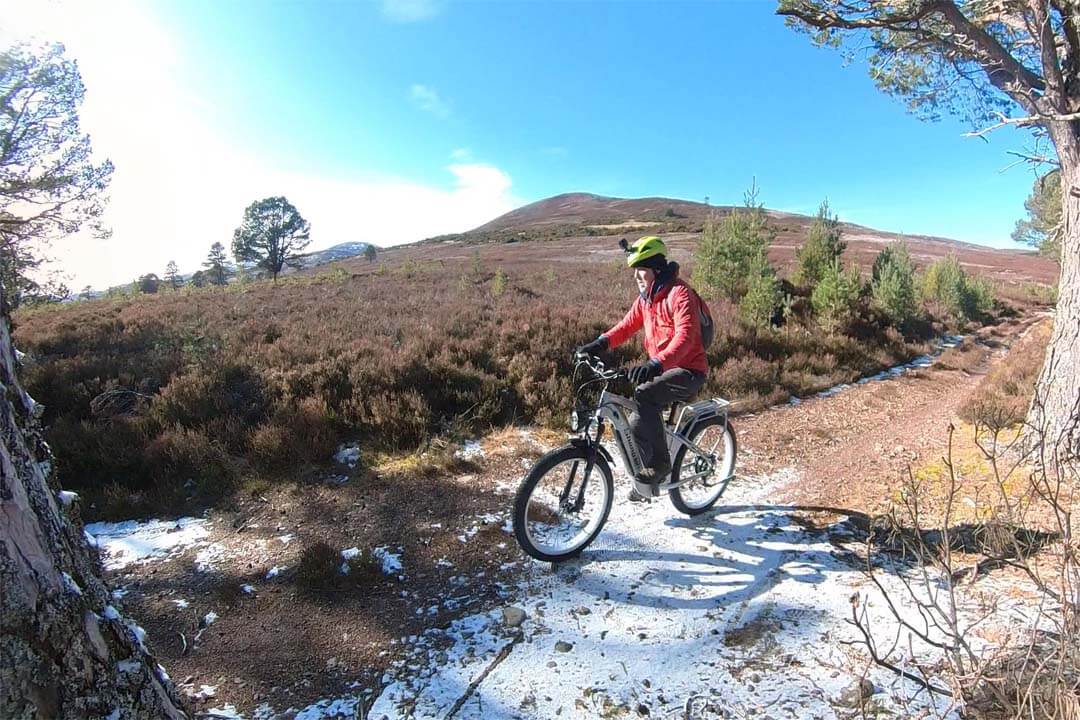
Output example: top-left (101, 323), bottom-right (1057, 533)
top-left (422, 192), bottom-right (1058, 287)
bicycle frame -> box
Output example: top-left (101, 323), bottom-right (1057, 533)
top-left (590, 389), bottom-right (731, 496)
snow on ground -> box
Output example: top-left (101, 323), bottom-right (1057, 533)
top-left (373, 546), bottom-right (404, 576)
top-left (455, 440), bottom-right (485, 461)
top-left (368, 461), bottom-right (962, 720)
top-left (334, 444), bottom-right (361, 468)
top-left (84, 518), bottom-right (210, 571)
top-left (813, 333), bottom-right (965, 401)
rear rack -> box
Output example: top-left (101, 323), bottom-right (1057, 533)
top-left (673, 397), bottom-right (730, 436)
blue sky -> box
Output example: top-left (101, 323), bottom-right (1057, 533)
top-left (7, 0), bottom-right (1042, 288)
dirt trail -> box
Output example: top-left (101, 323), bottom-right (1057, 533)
top-left (738, 313), bottom-right (1047, 514)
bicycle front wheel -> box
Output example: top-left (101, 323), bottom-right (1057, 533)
top-left (513, 445), bottom-right (613, 562)
top-left (669, 417), bottom-right (737, 515)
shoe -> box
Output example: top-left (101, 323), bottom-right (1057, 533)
top-left (629, 461), bottom-right (670, 502)
top-left (636, 462), bottom-right (671, 485)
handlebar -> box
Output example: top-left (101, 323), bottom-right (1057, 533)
top-left (573, 351), bottom-right (627, 381)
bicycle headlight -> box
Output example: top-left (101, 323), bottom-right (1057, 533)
top-left (570, 409), bottom-right (582, 432)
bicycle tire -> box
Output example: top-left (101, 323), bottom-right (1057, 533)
top-left (513, 444), bottom-right (614, 562)
top-left (669, 417), bottom-right (737, 515)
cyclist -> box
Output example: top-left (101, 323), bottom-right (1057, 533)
top-left (576, 236), bottom-right (709, 501)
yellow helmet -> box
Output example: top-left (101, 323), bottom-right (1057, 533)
top-left (624, 236), bottom-right (668, 269)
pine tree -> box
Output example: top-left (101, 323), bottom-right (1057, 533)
top-left (794, 200), bottom-right (845, 288)
top-left (811, 260), bottom-right (862, 334)
top-left (164, 260), bottom-right (181, 290)
top-left (231, 196), bottom-right (311, 281)
top-left (204, 242), bottom-right (229, 286)
top-left (871, 243), bottom-right (918, 326)
top-left (1012, 170), bottom-right (1062, 261)
top-left (693, 181), bottom-right (775, 301)
top-left (738, 250), bottom-right (782, 329)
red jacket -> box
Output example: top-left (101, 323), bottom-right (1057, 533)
top-left (602, 275), bottom-right (709, 374)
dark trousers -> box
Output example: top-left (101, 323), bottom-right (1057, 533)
top-left (631, 368), bottom-right (707, 469)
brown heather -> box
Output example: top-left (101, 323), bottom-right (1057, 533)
top-left (14, 244), bottom-right (948, 519)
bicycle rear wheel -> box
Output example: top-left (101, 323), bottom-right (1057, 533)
top-left (513, 445), bottom-right (613, 562)
top-left (669, 417), bottom-right (737, 515)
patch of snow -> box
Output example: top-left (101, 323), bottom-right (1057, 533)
top-left (276, 534), bottom-right (294, 545)
top-left (173, 599), bottom-right (189, 609)
top-left (293, 696), bottom-right (364, 719)
top-left (241, 584), bottom-right (255, 594)
top-left (454, 440), bottom-right (485, 461)
top-left (61, 571), bottom-right (82, 595)
top-left (252, 703), bottom-right (274, 720)
top-left (155, 663), bottom-right (170, 682)
top-left (105, 709), bottom-right (121, 720)
top-left (203, 611), bottom-right (218, 626)
top-left (435, 558), bottom-right (454, 568)
top-left (195, 543), bottom-right (227, 573)
top-left (808, 333), bottom-right (969, 403)
top-left (103, 605), bottom-right (121, 621)
top-left (373, 546), bottom-right (403, 575)
top-left (340, 546), bottom-right (360, 560)
top-left (116, 659), bottom-right (141, 674)
top-left (84, 530), bottom-right (99, 548)
top-left (266, 565), bottom-right (285, 579)
top-left (57, 490), bottom-right (78, 507)
top-left (334, 444), bottom-right (361, 468)
top-left (816, 382), bottom-right (850, 398)
top-left (370, 463), bottom-right (960, 720)
top-left (125, 619), bottom-right (147, 651)
top-left (192, 684), bottom-right (217, 700)
top-left (84, 518), bottom-right (210, 571)
top-left (110, 586), bottom-right (128, 600)
top-left (206, 704), bottom-right (243, 719)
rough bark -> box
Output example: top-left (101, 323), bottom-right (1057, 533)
top-left (1028, 127), bottom-right (1080, 460)
top-left (0, 296), bottom-right (188, 719)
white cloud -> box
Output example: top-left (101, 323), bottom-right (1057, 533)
top-left (3, 0), bottom-right (519, 290)
top-left (381, 0), bottom-right (441, 23)
top-left (410, 83), bottom-right (450, 118)
top-left (450, 147), bottom-right (472, 160)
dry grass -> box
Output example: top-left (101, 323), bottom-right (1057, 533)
top-left (13, 247), bottom-right (968, 519)
top-left (960, 319), bottom-right (1050, 431)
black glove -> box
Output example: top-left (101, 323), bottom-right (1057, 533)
top-left (628, 360), bottom-right (662, 385)
top-left (576, 336), bottom-right (608, 357)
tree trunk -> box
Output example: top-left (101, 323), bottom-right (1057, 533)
top-left (1027, 139), bottom-right (1080, 460)
top-left (0, 296), bottom-right (188, 718)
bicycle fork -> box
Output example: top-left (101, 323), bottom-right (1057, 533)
top-left (559, 423), bottom-right (605, 513)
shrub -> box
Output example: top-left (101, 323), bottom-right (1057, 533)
top-left (143, 426), bottom-right (237, 505)
top-left (793, 200), bottom-right (845, 288)
top-left (491, 268), bottom-right (508, 296)
top-left (693, 182), bottom-right (775, 301)
top-left (295, 541), bottom-right (379, 592)
top-left (811, 261), bottom-right (863, 333)
top-left (251, 398), bottom-right (337, 473)
top-left (920, 254), bottom-right (994, 322)
top-left (738, 251), bottom-right (782, 329)
top-left (871, 242), bottom-right (918, 325)
top-left (153, 363), bottom-right (271, 447)
top-left (15, 242), bottom-right (945, 520)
